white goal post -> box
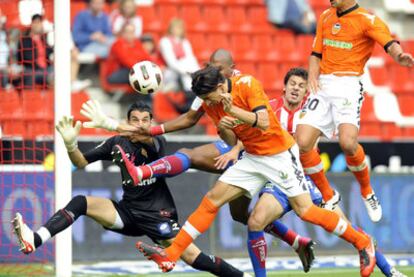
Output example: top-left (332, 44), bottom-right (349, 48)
top-left (54, 0), bottom-right (72, 276)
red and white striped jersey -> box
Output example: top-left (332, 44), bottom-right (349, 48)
top-left (269, 97), bottom-right (304, 136)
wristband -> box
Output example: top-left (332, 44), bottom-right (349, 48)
top-left (150, 124), bottom-right (165, 136)
top-left (252, 113), bottom-right (258, 127)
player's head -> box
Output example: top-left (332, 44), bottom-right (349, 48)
top-left (191, 66), bottom-right (227, 105)
top-left (127, 101), bottom-right (153, 129)
top-left (208, 48), bottom-right (235, 78)
top-left (31, 14), bottom-right (43, 35)
top-left (120, 22), bottom-right (136, 42)
top-left (167, 18), bottom-right (185, 38)
top-left (283, 67), bottom-right (308, 106)
top-left (89, 0), bottom-right (105, 14)
top-left (141, 34), bottom-right (156, 54)
top-left (119, 0), bottom-right (136, 17)
top-left (329, 0), bottom-right (355, 8)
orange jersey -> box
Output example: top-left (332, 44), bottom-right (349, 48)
top-left (312, 4), bottom-right (395, 76)
top-left (202, 75), bottom-right (295, 155)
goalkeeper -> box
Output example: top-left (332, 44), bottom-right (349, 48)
top-left (12, 101), bottom-right (250, 277)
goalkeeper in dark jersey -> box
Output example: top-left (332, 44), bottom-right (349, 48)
top-left (12, 101), bottom-right (250, 277)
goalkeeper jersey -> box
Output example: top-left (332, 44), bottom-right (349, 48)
top-left (83, 135), bottom-right (177, 217)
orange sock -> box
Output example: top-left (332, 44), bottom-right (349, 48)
top-left (346, 144), bottom-right (373, 198)
top-left (301, 205), bottom-right (369, 250)
top-left (300, 149), bottom-right (334, 201)
top-left (166, 196), bottom-right (219, 261)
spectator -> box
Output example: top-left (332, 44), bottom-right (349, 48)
top-left (266, 0), bottom-right (316, 34)
top-left (141, 34), bottom-right (164, 68)
top-left (110, 0), bottom-right (142, 37)
top-left (106, 23), bottom-right (150, 84)
top-left (72, 0), bottom-right (114, 58)
top-left (71, 44), bottom-right (92, 92)
top-left (0, 10), bottom-right (9, 88)
top-left (159, 18), bottom-right (199, 112)
top-left (17, 14), bottom-right (53, 89)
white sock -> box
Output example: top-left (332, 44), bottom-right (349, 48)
top-left (36, 227), bottom-right (51, 244)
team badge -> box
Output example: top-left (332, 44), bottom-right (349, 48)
top-left (299, 111), bottom-right (307, 119)
top-left (331, 22), bottom-right (341, 35)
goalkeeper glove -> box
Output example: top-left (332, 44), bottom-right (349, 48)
top-left (56, 116), bottom-right (81, 152)
top-left (80, 100), bottom-right (119, 131)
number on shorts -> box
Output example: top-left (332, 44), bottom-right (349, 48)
top-left (305, 98), bottom-right (319, 111)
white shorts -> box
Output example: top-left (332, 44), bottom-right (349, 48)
top-left (298, 74), bottom-right (365, 138)
top-left (219, 144), bottom-right (309, 198)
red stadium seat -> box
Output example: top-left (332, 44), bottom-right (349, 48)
top-left (138, 6), bottom-right (162, 32)
top-left (204, 6), bottom-right (230, 32)
top-left (227, 6), bottom-right (251, 32)
top-left (359, 122), bottom-right (381, 139)
top-left (257, 63), bottom-right (283, 92)
top-left (389, 65), bottom-right (414, 94)
top-left (0, 90), bottom-right (21, 120)
top-left (360, 95), bottom-right (377, 123)
top-left (209, 33), bottom-right (231, 50)
top-left (230, 34), bottom-right (255, 61)
top-left (236, 62), bottom-right (256, 76)
top-left (247, 6), bottom-right (274, 33)
top-left (180, 5), bottom-right (206, 31)
top-left (153, 92), bottom-right (182, 122)
top-left (70, 1), bottom-right (87, 25)
top-left (369, 67), bottom-right (388, 86)
top-left (72, 91), bottom-right (91, 122)
top-left (381, 123), bottom-right (403, 141)
top-left (275, 33), bottom-right (299, 62)
top-left (396, 95), bottom-right (414, 116)
top-left (252, 34), bottom-right (277, 61)
top-left (158, 4), bottom-right (179, 29)
top-left (296, 35), bottom-right (314, 62)
top-left (188, 33), bottom-right (210, 62)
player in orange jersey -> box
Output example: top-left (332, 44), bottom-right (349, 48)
top-left (129, 66), bottom-right (376, 277)
top-left (296, 0), bottom-right (414, 222)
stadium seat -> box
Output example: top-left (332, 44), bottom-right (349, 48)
top-left (158, 4), bottom-right (179, 29)
top-left (180, 5), bottom-right (206, 32)
top-left (247, 6), bottom-right (274, 33)
top-left (360, 95), bottom-right (376, 123)
top-left (257, 63), bottom-right (283, 91)
top-left (369, 67), bottom-right (388, 86)
top-left (389, 65), bottom-right (414, 94)
top-left (236, 62), bottom-right (256, 76)
top-left (138, 6), bottom-right (161, 32)
top-left (0, 90), bottom-right (21, 120)
top-left (72, 91), bottom-right (91, 122)
top-left (188, 33), bottom-right (210, 61)
top-left (275, 33), bottom-right (299, 62)
top-left (396, 95), bottom-right (414, 116)
top-left (153, 92), bottom-right (181, 122)
top-left (230, 34), bottom-right (255, 61)
top-left (70, 1), bottom-right (87, 25)
top-left (204, 6), bottom-right (230, 32)
top-left (359, 122), bottom-right (381, 139)
top-left (252, 34), bottom-right (277, 61)
top-left (296, 35), bottom-right (314, 62)
top-left (208, 33), bottom-right (231, 50)
top-left (227, 6), bottom-right (251, 32)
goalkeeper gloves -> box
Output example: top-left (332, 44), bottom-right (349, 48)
top-left (80, 100), bottom-right (119, 131)
top-left (56, 116), bottom-right (81, 152)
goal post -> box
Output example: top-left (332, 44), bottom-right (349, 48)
top-left (53, 0), bottom-right (72, 276)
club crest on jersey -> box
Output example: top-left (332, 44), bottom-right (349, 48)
top-left (299, 110), bottom-right (307, 119)
top-left (332, 22), bottom-right (341, 35)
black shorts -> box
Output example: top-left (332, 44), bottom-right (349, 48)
top-left (104, 200), bottom-right (180, 243)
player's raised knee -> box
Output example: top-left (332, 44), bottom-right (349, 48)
top-left (295, 135), bottom-right (314, 153)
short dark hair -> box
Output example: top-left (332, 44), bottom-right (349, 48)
top-left (191, 66), bottom-right (225, 96)
top-left (31, 14), bottom-right (43, 22)
top-left (283, 67), bottom-right (308, 85)
top-left (127, 101), bottom-right (152, 120)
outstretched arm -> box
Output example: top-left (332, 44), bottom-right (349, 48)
top-left (387, 42), bottom-right (414, 67)
top-left (56, 116), bottom-right (89, 168)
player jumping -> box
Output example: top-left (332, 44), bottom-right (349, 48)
top-left (128, 66), bottom-right (376, 276)
top-left (296, 0), bottom-right (414, 222)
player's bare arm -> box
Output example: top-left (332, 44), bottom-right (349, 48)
top-left (161, 109), bottom-right (205, 133)
top-left (387, 42), bottom-right (414, 67)
top-left (55, 116), bottom-right (88, 168)
top-left (214, 140), bottom-right (244, 170)
top-left (217, 123), bottom-right (238, 146)
top-left (308, 54), bottom-right (321, 94)
top-left (222, 94), bottom-right (269, 130)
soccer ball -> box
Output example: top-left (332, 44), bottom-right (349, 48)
top-left (129, 61), bottom-right (163, 95)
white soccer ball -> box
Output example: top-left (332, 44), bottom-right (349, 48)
top-left (129, 61), bottom-right (163, 95)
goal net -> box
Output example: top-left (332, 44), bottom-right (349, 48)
top-left (0, 0), bottom-right (57, 275)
